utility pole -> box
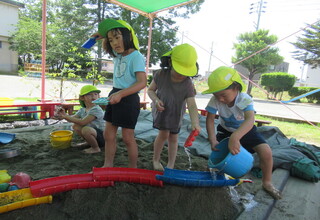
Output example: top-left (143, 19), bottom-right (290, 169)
top-left (249, 0), bottom-right (267, 31)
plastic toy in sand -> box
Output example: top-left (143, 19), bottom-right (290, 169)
top-left (30, 173), bottom-right (114, 197)
top-left (156, 167), bottom-right (242, 187)
top-left (0, 170), bottom-right (11, 184)
top-left (92, 167), bottom-right (164, 187)
top-left (11, 172), bottom-right (31, 189)
top-left (0, 188), bottom-right (52, 214)
top-left (50, 130), bottom-right (73, 150)
top-left (0, 132), bottom-right (16, 144)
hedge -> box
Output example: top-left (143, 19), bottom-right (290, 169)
top-left (288, 87), bottom-right (320, 103)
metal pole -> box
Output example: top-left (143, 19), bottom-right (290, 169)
top-left (41, 0), bottom-right (47, 101)
top-left (143, 16), bottom-right (153, 101)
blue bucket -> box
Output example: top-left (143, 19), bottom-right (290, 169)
top-left (208, 138), bottom-right (253, 178)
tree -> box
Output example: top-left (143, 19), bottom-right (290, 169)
top-left (9, 0), bottom-right (205, 77)
top-left (232, 29), bottom-right (284, 95)
top-left (291, 21), bottom-right (320, 68)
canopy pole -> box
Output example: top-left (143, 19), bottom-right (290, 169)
top-left (41, 0), bottom-right (47, 101)
top-left (143, 16), bottom-right (154, 102)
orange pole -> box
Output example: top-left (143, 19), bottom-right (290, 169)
top-left (41, 0), bottom-right (47, 101)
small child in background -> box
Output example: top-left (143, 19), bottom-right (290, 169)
top-left (96, 19), bottom-right (147, 168)
top-left (57, 85), bottom-right (105, 154)
top-left (203, 66), bottom-right (282, 200)
top-left (147, 43), bottom-right (201, 171)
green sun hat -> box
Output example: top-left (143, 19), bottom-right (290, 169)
top-left (202, 66), bottom-right (246, 94)
top-left (79, 85), bottom-right (101, 107)
top-left (162, 43), bottom-right (198, 77)
top-left (98, 19), bottom-right (140, 50)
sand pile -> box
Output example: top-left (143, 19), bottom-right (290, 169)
top-left (0, 124), bottom-right (259, 220)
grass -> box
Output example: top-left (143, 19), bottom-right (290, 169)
top-left (255, 115), bottom-right (320, 146)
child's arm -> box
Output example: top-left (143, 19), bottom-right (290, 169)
top-left (61, 114), bottom-right (96, 127)
top-left (109, 71), bottom-right (147, 104)
top-left (147, 79), bottom-right (165, 112)
top-left (186, 97), bottom-right (201, 132)
top-left (57, 108), bottom-right (96, 127)
top-left (206, 112), bottom-right (219, 151)
top-left (228, 110), bottom-right (255, 155)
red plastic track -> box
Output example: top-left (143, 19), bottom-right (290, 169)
top-left (92, 167), bottom-right (164, 187)
top-left (184, 130), bottom-right (199, 147)
top-left (32, 181), bottom-right (114, 197)
top-left (30, 173), bottom-right (114, 197)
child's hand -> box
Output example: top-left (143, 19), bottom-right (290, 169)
top-left (155, 99), bottom-right (165, 112)
top-left (91, 32), bottom-right (104, 40)
top-left (54, 107), bottom-right (65, 119)
top-left (210, 139), bottom-right (219, 151)
top-left (192, 124), bottom-right (201, 133)
top-left (228, 137), bottom-right (241, 155)
top-left (108, 92), bottom-right (122, 104)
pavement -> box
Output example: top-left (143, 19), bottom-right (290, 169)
top-left (1, 74), bottom-right (319, 124)
top-left (237, 169), bottom-right (320, 220)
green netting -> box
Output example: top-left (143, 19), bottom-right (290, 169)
top-left (116, 0), bottom-right (193, 13)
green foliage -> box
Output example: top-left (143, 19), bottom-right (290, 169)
top-left (147, 75), bottom-right (153, 86)
top-left (260, 72), bottom-right (296, 99)
top-left (11, 0), bottom-right (205, 83)
top-left (232, 29), bottom-right (284, 95)
top-left (289, 87), bottom-right (320, 103)
top-left (291, 21), bottom-right (320, 68)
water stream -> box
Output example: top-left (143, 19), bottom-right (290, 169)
top-left (183, 147), bottom-right (192, 170)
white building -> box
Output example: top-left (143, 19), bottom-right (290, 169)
top-left (0, 0), bottom-right (24, 73)
top-left (297, 64), bottom-right (320, 88)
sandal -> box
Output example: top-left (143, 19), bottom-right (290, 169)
top-left (263, 184), bottom-right (282, 200)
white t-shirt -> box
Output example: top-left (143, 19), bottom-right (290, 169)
top-left (205, 92), bottom-right (254, 132)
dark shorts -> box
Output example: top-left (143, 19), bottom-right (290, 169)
top-left (104, 88), bottom-right (140, 129)
top-left (95, 128), bottom-right (105, 148)
top-left (216, 124), bottom-right (266, 153)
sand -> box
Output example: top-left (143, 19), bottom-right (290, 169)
top-left (0, 122), bottom-right (261, 220)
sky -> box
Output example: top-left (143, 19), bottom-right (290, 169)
top-left (162, 0), bottom-right (320, 78)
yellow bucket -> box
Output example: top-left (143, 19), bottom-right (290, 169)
top-left (50, 130), bottom-right (73, 149)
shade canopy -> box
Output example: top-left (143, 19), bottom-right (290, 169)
top-left (106, 0), bottom-right (199, 18)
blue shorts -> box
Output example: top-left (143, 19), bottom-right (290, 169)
top-left (216, 124), bottom-right (266, 153)
top-left (104, 88), bottom-right (140, 129)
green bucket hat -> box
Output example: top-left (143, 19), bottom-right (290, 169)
top-left (98, 19), bottom-right (139, 50)
top-left (162, 43), bottom-right (198, 77)
top-left (79, 85), bottom-right (101, 107)
top-left (202, 66), bottom-right (246, 94)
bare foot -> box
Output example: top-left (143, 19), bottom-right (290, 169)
top-left (153, 161), bottom-right (164, 171)
top-left (83, 148), bottom-right (101, 154)
top-left (263, 184), bottom-right (282, 200)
